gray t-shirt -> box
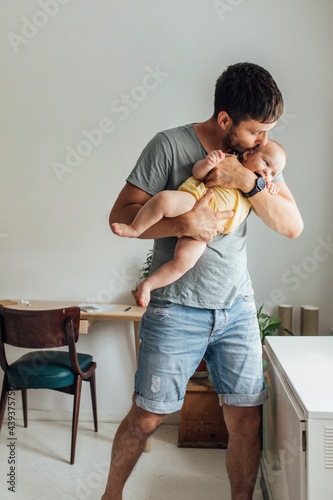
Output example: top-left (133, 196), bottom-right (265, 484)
top-left (127, 124), bottom-right (283, 309)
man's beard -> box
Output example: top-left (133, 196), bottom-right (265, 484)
top-left (225, 126), bottom-right (259, 154)
top-left (224, 126), bottom-right (242, 151)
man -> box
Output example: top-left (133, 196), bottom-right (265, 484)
top-left (102, 62), bottom-right (303, 500)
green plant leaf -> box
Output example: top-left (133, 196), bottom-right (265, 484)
top-left (139, 249), bottom-right (153, 280)
top-left (268, 318), bottom-right (281, 328)
top-left (257, 304), bottom-right (294, 345)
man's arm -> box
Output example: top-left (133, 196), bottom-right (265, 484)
top-left (109, 182), bottom-right (233, 242)
top-left (246, 182), bottom-right (303, 238)
top-left (205, 155), bottom-right (303, 239)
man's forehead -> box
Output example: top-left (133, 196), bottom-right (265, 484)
top-left (239, 119), bottom-right (277, 131)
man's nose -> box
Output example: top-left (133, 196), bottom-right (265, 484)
top-left (255, 132), bottom-right (268, 146)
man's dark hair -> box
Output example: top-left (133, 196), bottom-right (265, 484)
top-left (213, 62), bottom-right (283, 125)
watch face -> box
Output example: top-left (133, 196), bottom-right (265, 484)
top-left (258, 177), bottom-right (266, 190)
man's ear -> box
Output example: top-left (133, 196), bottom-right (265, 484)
top-left (217, 111), bottom-right (232, 130)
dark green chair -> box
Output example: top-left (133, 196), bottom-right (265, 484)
top-left (0, 306), bottom-right (97, 464)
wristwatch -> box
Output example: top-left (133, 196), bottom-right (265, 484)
top-left (243, 176), bottom-right (266, 198)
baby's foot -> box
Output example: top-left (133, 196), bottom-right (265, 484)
top-left (137, 280), bottom-right (152, 307)
top-left (111, 222), bottom-right (140, 238)
top-left (206, 150), bottom-right (225, 167)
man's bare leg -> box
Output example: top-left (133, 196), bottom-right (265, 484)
top-left (223, 405), bottom-right (261, 500)
top-left (101, 404), bottom-right (165, 500)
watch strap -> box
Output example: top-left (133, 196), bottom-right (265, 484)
top-left (243, 176), bottom-right (266, 198)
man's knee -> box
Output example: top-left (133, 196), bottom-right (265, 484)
top-left (223, 405), bottom-right (261, 441)
top-left (128, 404), bottom-right (165, 439)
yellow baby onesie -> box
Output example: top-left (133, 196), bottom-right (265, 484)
top-left (178, 176), bottom-right (251, 234)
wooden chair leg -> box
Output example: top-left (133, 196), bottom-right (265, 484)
top-left (21, 389), bottom-right (28, 427)
top-left (0, 374), bottom-right (9, 432)
top-left (70, 376), bottom-right (82, 465)
top-left (89, 371), bottom-right (98, 432)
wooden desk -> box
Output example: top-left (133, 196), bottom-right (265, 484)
top-left (0, 300), bottom-right (145, 361)
top-left (0, 299), bottom-right (150, 451)
top-left (79, 303), bottom-right (145, 365)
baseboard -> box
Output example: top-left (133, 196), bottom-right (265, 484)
top-left (260, 457), bottom-right (273, 500)
top-left (3, 409), bottom-right (180, 425)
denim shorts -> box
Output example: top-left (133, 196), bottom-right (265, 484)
top-left (133, 297), bottom-right (267, 414)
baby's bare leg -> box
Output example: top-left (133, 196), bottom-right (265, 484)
top-left (111, 191), bottom-right (196, 237)
top-left (138, 237), bottom-right (206, 307)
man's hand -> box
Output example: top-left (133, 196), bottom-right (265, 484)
top-left (179, 190), bottom-right (234, 242)
top-left (205, 153), bottom-right (256, 193)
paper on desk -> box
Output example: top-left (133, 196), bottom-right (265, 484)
top-left (0, 300), bottom-right (18, 306)
top-left (78, 303), bottom-right (118, 313)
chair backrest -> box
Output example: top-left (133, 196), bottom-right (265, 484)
top-left (0, 306), bottom-right (80, 349)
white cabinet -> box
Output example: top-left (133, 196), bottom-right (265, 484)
top-left (261, 337), bottom-right (333, 500)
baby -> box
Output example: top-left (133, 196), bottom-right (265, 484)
top-left (112, 139), bottom-right (286, 306)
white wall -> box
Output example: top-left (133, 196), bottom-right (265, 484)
top-left (1, 0), bottom-right (332, 418)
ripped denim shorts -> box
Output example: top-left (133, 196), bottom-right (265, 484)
top-left (133, 298), bottom-right (267, 414)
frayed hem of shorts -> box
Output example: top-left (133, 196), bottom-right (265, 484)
top-left (133, 393), bottom-right (183, 414)
top-left (218, 388), bottom-right (268, 407)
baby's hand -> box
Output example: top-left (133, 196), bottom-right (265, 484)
top-left (266, 181), bottom-right (279, 195)
top-left (206, 150), bottom-right (225, 167)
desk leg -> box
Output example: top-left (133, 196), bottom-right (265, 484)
top-left (133, 320), bottom-right (151, 454)
top-left (133, 321), bottom-right (140, 367)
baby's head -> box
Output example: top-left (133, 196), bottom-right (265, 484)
top-left (242, 140), bottom-right (286, 182)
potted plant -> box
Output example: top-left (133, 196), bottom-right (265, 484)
top-left (257, 304), bottom-right (293, 346)
top-left (257, 304), bottom-right (294, 373)
top-left (131, 249), bottom-right (153, 306)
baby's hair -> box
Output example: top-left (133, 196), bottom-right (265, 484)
top-left (267, 139), bottom-right (287, 163)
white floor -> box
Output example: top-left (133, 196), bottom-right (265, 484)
top-left (0, 420), bottom-right (264, 500)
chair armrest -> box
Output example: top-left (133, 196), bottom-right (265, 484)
top-left (65, 319), bottom-right (96, 379)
